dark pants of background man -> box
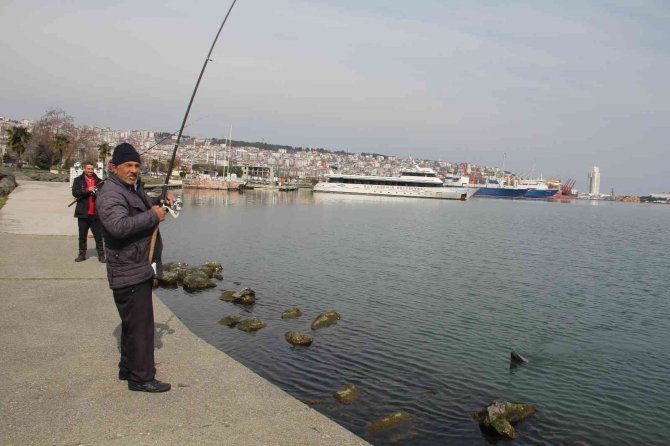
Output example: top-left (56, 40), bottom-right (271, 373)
top-left (77, 215), bottom-right (103, 254)
top-left (112, 279), bottom-right (156, 383)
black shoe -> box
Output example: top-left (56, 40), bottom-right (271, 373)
top-left (128, 379), bottom-right (171, 393)
top-left (75, 252), bottom-right (86, 262)
top-left (98, 253), bottom-right (107, 263)
top-left (118, 372), bottom-right (129, 381)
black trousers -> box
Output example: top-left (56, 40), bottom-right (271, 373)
top-left (77, 215), bottom-right (103, 251)
top-left (112, 279), bottom-right (156, 383)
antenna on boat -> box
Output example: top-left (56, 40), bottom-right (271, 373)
top-left (224, 123), bottom-right (232, 181)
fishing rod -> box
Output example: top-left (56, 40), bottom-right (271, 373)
top-left (149, 0), bottom-right (240, 262)
top-left (67, 179), bottom-right (105, 207)
top-left (158, 0), bottom-right (239, 206)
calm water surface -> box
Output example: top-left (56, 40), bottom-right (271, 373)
top-left (158, 189), bottom-right (669, 445)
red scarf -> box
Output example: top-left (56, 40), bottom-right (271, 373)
top-left (85, 176), bottom-right (96, 215)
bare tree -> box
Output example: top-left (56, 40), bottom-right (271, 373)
top-left (30, 108), bottom-right (78, 168)
top-left (71, 126), bottom-right (99, 163)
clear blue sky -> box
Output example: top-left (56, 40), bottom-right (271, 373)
top-left (2, 0), bottom-right (669, 194)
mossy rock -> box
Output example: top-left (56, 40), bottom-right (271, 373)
top-left (233, 287), bottom-right (256, 305)
top-left (157, 270), bottom-right (180, 288)
top-left (163, 262), bottom-right (189, 284)
top-left (237, 317), bottom-right (267, 332)
top-left (310, 310), bottom-right (341, 330)
top-left (185, 265), bottom-right (215, 278)
top-left (182, 271), bottom-right (216, 291)
top-left (202, 261), bottom-right (223, 273)
top-left (219, 315), bottom-right (242, 327)
top-left (281, 307), bottom-right (303, 319)
top-left (163, 261), bottom-right (189, 271)
top-left (285, 331), bottom-right (313, 346)
top-left (200, 262), bottom-right (223, 280)
top-left (367, 411), bottom-right (409, 434)
top-left (234, 293), bottom-right (256, 305)
top-left (334, 384), bottom-right (360, 404)
top-left (220, 290), bottom-right (236, 302)
top-left (472, 400), bottom-right (536, 440)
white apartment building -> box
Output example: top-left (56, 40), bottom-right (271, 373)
top-left (588, 166), bottom-right (601, 195)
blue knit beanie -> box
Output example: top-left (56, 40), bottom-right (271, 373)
top-left (111, 143), bottom-right (141, 165)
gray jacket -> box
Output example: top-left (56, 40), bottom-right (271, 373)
top-left (96, 173), bottom-right (163, 289)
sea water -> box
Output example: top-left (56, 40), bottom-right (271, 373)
top-left (158, 189), bottom-right (669, 445)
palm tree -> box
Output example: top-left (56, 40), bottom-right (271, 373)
top-left (5, 126), bottom-right (31, 167)
top-left (53, 134), bottom-right (69, 167)
top-left (98, 142), bottom-right (112, 164)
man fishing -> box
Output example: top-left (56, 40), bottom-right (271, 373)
top-left (96, 142), bottom-right (174, 393)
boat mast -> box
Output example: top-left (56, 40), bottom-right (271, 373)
top-left (225, 124), bottom-right (232, 180)
top-left (501, 152), bottom-right (506, 185)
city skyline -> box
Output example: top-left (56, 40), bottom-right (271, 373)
top-left (2, 1), bottom-right (669, 194)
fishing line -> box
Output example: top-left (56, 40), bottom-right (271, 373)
top-left (148, 0), bottom-right (240, 262)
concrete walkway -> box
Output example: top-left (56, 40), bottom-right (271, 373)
top-left (0, 181), bottom-right (368, 446)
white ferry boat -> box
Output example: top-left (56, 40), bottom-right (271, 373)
top-left (313, 167), bottom-right (476, 200)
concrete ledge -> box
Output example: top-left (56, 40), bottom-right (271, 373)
top-left (0, 181), bottom-right (368, 445)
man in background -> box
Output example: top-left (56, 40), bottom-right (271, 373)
top-left (71, 162), bottom-right (105, 262)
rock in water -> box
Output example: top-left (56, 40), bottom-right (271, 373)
top-left (284, 331), bottom-right (313, 346)
top-left (157, 270), bottom-right (180, 288)
top-left (231, 287), bottom-right (256, 305)
top-left (220, 287), bottom-right (256, 303)
top-left (237, 317), bottom-right (267, 332)
top-left (185, 265), bottom-right (216, 278)
top-left (163, 261), bottom-right (189, 271)
top-left (367, 411), bottom-right (409, 433)
top-left (220, 290), bottom-right (236, 302)
top-left (511, 350), bottom-right (529, 365)
top-left (162, 262), bottom-right (189, 284)
top-left (219, 315), bottom-right (242, 327)
top-left (202, 261), bottom-right (223, 273)
top-left (472, 400), bottom-right (536, 440)
top-left (201, 262), bottom-right (223, 280)
top-left (310, 310), bottom-right (341, 330)
top-left (281, 308), bottom-right (303, 319)
top-left (334, 384), bottom-right (360, 404)
top-left (182, 271), bottom-right (216, 291)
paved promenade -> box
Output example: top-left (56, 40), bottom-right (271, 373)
top-left (0, 181), bottom-right (368, 446)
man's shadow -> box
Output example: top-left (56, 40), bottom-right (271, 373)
top-left (113, 315), bottom-right (175, 352)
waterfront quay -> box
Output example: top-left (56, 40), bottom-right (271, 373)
top-left (0, 181), bottom-right (367, 445)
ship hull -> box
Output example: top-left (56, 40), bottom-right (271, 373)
top-left (313, 183), bottom-right (476, 200)
top-left (473, 187), bottom-right (527, 198)
top-left (524, 189), bottom-right (560, 198)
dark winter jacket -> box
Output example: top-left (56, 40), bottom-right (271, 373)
top-left (72, 173), bottom-right (103, 218)
top-left (96, 173), bottom-right (163, 290)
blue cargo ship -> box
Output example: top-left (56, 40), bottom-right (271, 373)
top-left (471, 178), bottom-right (528, 198)
top-left (445, 177), bottom-right (560, 199)
top-left (523, 188), bottom-right (560, 198)
top-left (519, 178), bottom-right (560, 199)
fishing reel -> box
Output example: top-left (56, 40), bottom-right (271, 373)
top-left (164, 205), bottom-right (180, 219)
top-left (161, 196), bottom-right (182, 219)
